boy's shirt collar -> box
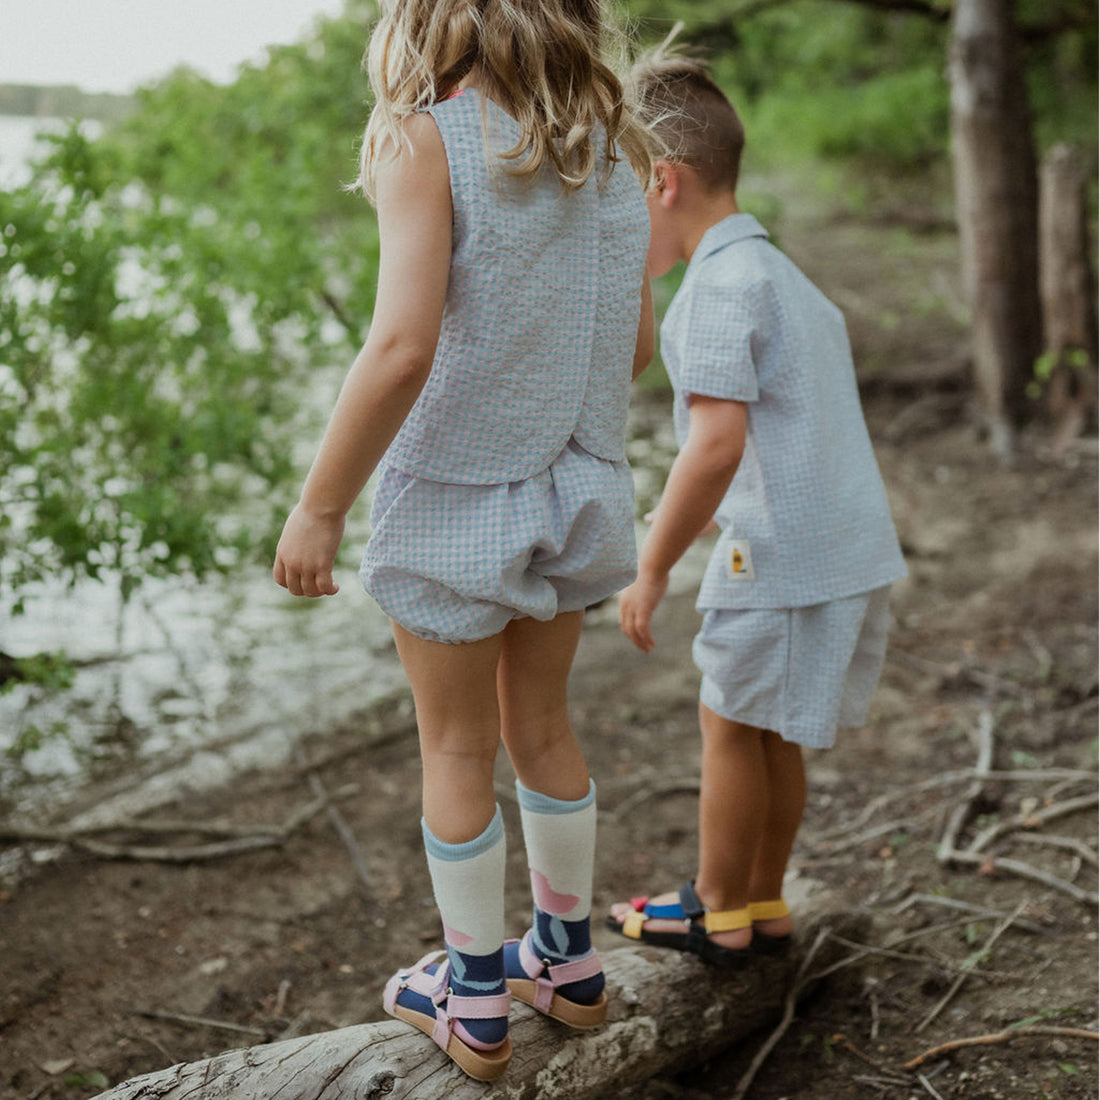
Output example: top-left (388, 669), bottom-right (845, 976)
top-left (689, 213), bottom-right (769, 270)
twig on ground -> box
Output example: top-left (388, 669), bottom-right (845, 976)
top-left (817, 767), bottom-right (1095, 844)
top-left (966, 792), bottom-right (1099, 854)
top-left (812, 933), bottom-right (1015, 981)
top-left (727, 926), bottom-right (831, 1100)
top-left (1012, 831), bottom-right (1098, 866)
top-left (277, 1010), bottom-right (315, 1041)
top-left (304, 770), bottom-right (373, 890)
top-left (833, 1033), bottom-right (896, 1073)
top-left (887, 649), bottom-right (1023, 697)
top-left (903, 1026), bottom-right (1100, 1069)
top-left (133, 1008), bottom-right (267, 1038)
top-left (937, 711), bottom-right (995, 863)
top-left (916, 1072), bottom-right (947, 1099)
top-left (914, 901), bottom-right (1027, 1033)
top-left (0, 785), bottom-right (360, 864)
top-left (612, 778), bottom-right (703, 821)
top-left (941, 849), bottom-right (1099, 905)
top-left (891, 893), bottom-right (1051, 935)
top-left (814, 813), bottom-right (939, 857)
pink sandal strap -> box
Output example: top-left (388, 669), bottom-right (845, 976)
top-left (384, 950), bottom-right (510, 1053)
top-left (515, 931), bottom-right (603, 1012)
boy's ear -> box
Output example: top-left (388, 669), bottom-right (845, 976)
top-left (653, 159), bottom-right (680, 209)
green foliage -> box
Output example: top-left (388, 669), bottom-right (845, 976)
top-left (0, 651), bottom-right (75, 695)
top-left (1, 3), bottom-right (383, 610)
top-left (625, 0), bottom-right (1096, 171)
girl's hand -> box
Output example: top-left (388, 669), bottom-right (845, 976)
top-left (618, 571), bottom-right (669, 653)
top-left (273, 505), bottom-right (346, 597)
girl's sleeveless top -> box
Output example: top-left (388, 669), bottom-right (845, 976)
top-left (381, 88), bottom-right (649, 485)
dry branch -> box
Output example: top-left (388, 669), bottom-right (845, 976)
top-left (903, 1026), bottom-right (1100, 1069)
top-left (937, 711), bottom-right (995, 863)
top-left (914, 901), bottom-right (1026, 1033)
top-left (92, 919), bottom-right (861, 1100)
top-left (966, 792), bottom-right (1099, 854)
top-left (0, 785), bottom-right (359, 864)
top-left (940, 849), bottom-right (1099, 906)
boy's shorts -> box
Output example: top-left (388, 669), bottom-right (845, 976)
top-left (360, 439), bottom-right (636, 644)
top-left (693, 586), bottom-right (892, 749)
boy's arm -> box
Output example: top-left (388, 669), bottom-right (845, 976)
top-left (620, 395), bottom-right (747, 652)
top-left (273, 114), bottom-right (452, 598)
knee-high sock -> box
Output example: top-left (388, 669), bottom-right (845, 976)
top-left (511, 778), bottom-right (603, 1004)
top-left (415, 807), bottom-right (508, 1048)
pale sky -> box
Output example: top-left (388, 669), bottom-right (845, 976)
top-left (1, 0), bottom-right (351, 93)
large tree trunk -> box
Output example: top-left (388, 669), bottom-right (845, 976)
top-left (949, 0), bottom-right (1043, 458)
top-left (92, 917), bottom-right (860, 1100)
top-left (1038, 143), bottom-right (1098, 456)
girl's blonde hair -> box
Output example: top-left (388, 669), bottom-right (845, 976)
top-left (358, 0), bottom-right (655, 199)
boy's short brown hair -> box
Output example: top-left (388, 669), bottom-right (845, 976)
top-left (628, 54), bottom-right (745, 194)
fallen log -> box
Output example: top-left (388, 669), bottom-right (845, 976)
top-left (94, 910), bottom-right (861, 1100)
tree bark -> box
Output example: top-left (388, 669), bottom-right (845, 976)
top-left (93, 919), bottom-right (861, 1100)
top-left (949, 0), bottom-right (1043, 457)
top-left (1038, 143), bottom-right (1097, 455)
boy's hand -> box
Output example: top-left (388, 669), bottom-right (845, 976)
top-left (273, 505), bottom-right (345, 598)
top-left (619, 571), bottom-right (669, 653)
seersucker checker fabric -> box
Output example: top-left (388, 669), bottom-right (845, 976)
top-left (360, 89), bottom-right (648, 643)
top-left (362, 440), bottom-right (636, 643)
top-left (383, 88), bottom-right (649, 485)
top-left (660, 213), bottom-right (907, 611)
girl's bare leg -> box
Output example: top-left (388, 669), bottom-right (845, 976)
top-left (392, 623), bottom-right (504, 843)
top-left (497, 611), bottom-right (590, 800)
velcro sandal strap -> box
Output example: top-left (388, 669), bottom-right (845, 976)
top-left (677, 881), bottom-right (707, 919)
top-left (702, 907), bottom-right (751, 934)
top-left (748, 899), bottom-right (790, 921)
top-left (431, 1005), bottom-right (452, 1050)
top-left (546, 951), bottom-right (602, 987)
top-left (445, 991), bottom-right (511, 1019)
top-left (621, 911), bottom-right (647, 940)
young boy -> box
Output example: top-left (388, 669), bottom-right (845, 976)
top-left (608, 56), bottom-right (907, 965)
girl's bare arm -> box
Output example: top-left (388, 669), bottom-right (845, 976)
top-left (632, 276), bottom-right (655, 379)
top-left (274, 115), bottom-right (452, 598)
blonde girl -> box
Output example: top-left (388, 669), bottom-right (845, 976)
top-left (274, 0), bottom-right (654, 1080)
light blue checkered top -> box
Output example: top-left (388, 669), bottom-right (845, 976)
top-left (661, 214), bottom-right (907, 610)
top-left (382, 88), bottom-right (649, 485)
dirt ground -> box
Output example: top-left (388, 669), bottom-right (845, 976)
top-left (1, 193), bottom-right (1097, 1099)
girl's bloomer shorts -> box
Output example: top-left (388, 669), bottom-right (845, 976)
top-left (360, 439), bottom-right (637, 644)
top-left (693, 585), bottom-right (893, 749)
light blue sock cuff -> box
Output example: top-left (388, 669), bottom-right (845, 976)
top-left (421, 805), bottom-right (504, 863)
top-left (515, 778), bottom-right (596, 815)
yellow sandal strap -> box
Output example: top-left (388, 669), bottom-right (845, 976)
top-left (702, 907), bottom-right (751, 934)
top-left (621, 911), bottom-right (647, 940)
top-left (748, 899), bottom-right (789, 921)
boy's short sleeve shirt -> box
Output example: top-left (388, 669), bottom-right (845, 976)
top-left (660, 214), bottom-right (907, 610)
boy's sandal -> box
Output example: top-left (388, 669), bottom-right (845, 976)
top-left (383, 950), bottom-right (513, 1081)
top-left (607, 881), bottom-right (753, 970)
top-left (748, 899), bottom-right (793, 956)
top-left (505, 930), bottom-right (608, 1029)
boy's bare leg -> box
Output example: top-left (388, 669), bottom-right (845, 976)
top-left (608, 706), bottom-right (769, 950)
top-left (497, 611), bottom-right (590, 801)
top-left (392, 623), bottom-right (504, 844)
top-left (747, 729), bottom-right (804, 938)
top-left (692, 708), bottom-right (767, 949)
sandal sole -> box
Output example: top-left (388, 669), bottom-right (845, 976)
top-left (507, 980), bottom-right (608, 1028)
top-left (386, 1003), bottom-right (513, 1081)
